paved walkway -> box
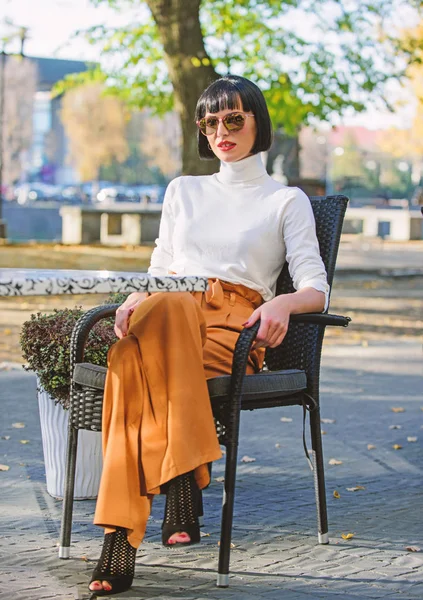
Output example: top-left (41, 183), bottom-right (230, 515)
top-left (1, 338), bottom-right (422, 599)
top-left (336, 239), bottom-right (423, 276)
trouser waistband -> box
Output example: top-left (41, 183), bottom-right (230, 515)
top-left (204, 278), bottom-right (263, 310)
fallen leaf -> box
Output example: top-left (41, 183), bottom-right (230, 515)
top-left (346, 486), bottom-right (366, 492)
top-left (367, 444), bottom-right (376, 450)
top-left (240, 455), bottom-right (256, 463)
top-left (391, 407), bottom-right (405, 413)
top-left (200, 531), bottom-right (210, 537)
top-left (405, 546), bottom-right (421, 552)
top-left (0, 464), bottom-right (10, 471)
top-left (389, 425), bottom-right (402, 430)
top-left (275, 443), bottom-right (281, 448)
top-left (12, 423), bottom-right (25, 429)
top-left (1, 436), bottom-right (10, 440)
top-left (215, 476), bottom-right (225, 483)
top-left (20, 440), bottom-right (30, 444)
top-left (280, 417), bottom-right (293, 423)
top-left (81, 555), bottom-right (89, 562)
top-left (321, 430), bottom-right (327, 435)
top-left (341, 533), bottom-right (355, 540)
top-left (329, 458), bottom-right (343, 465)
top-left (321, 418), bottom-right (336, 424)
top-left (333, 490), bottom-right (341, 499)
top-left (407, 437), bottom-right (417, 443)
top-left (3, 328), bottom-right (12, 335)
top-left (393, 444), bottom-right (402, 450)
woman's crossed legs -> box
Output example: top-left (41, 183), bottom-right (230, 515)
top-left (89, 287), bottom-right (262, 594)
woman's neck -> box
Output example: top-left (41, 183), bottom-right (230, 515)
top-left (216, 153), bottom-right (268, 184)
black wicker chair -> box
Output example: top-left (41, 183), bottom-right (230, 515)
top-left (59, 194), bottom-right (350, 588)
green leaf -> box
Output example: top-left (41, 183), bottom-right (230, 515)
top-left (64, 0), bottom-right (423, 162)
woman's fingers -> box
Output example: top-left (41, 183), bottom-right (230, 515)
top-left (253, 319), bottom-right (273, 349)
top-left (246, 295), bottom-right (291, 349)
top-left (267, 321), bottom-right (289, 347)
top-left (113, 292), bottom-right (149, 339)
top-left (254, 321), bottom-right (287, 349)
top-left (114, 316), bottom-right (125, 339)
top-left (115, 308), bottom-right (131, 338)
top-left (268, 331), bottom-right (287, 348)
top-left (115, 300), bottom-right (145, 338)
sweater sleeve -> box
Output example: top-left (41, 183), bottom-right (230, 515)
top-left (282, 188), bottom-right (330, 311)
top-left (148, 180), bottom-right (176, 275)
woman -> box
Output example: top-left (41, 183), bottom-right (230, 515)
top-left (89, 75), bottom-right (329, 596)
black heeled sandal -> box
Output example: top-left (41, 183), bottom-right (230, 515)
top-left (89, 527), bottom-right (136, 597)
top-left (162, 471), bottom-right (201, 547)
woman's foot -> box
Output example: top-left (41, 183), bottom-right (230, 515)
top-left (162, 471), bottom-right (201, 547)
top-left (89, 527), bottom-right (136, 596)
top-left (165, 531), bottom-right (194, 545)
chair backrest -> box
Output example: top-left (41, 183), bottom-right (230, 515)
top-left (265, 194), bottom-right (349, 399)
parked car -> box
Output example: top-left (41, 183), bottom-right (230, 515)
top-left (79, 181), bottom-right (115, 203)
top-left (96, 186), bottom-right (139, 204)
top-left (14, 183), bottom-right (62, 205)
top-left (59, 185), bottom-right (90, 205)
top-left (134, 185), bottom-right (165, 204)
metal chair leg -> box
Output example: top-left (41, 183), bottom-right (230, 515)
top-left (217, 407), bottom-right (243, 588)
top-left (310, 407), bottom-right (329, 544)
top-left (58, 423), bottom-right (79, 558)
top-left (216, 440), bottom-right (239, 588)
top-left (216, 321), bottom-right (258, 586)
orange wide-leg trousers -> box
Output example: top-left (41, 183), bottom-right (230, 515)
top-left (94, 279), bottom-right (263, 548)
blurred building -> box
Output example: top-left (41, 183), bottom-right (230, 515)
top-left (300, 125), bottom-right (419, 206)
top-left (28, 56), bottom-right (89, 184)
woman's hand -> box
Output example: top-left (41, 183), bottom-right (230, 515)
top-left (243, 288), bottom-right (326, 349)
top-left (114, 292), bottom-right (148, 339)
top-left (244, 295), bottom-right (292, 349)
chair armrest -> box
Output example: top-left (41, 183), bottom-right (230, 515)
top-left (228, 321), bottom-right (260, 398)
top-left (70, 304), bottom-right (120, 368)
top-left (229, 311), bottom-right (350, 396)
top-left (290, 313), bottom-right (351, 327)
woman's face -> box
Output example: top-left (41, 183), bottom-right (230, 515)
top-left (204, 100), bottom-right (257, 163)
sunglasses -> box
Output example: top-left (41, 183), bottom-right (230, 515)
top-left (196, 111), bottom-right (255, 136)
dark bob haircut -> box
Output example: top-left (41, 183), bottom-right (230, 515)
top-left (195, 75), bottom-right (273, 160)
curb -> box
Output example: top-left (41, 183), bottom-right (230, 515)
top-left (335, 268), bottom-right (423, 278)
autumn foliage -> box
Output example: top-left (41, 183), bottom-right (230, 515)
top-left (61, 82), bottom-right (129, 182)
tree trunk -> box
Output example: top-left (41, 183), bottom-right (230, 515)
top-left (146, 0), bottom-right (219, 175)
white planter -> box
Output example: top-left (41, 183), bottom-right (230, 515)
top-left (37, 383), bottom-right (103, 500)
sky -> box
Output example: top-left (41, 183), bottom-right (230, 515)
top-left (0, 0), bottom-right (128, 61)
top-left (0, 0), bottom-right (416, 130)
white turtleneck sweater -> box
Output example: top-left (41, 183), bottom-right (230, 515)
top-left (148, 153), bottom-right (329, 307)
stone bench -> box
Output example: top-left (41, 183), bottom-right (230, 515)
top-left (343, 206), bottom-right (423, 241)
top-left (60, 204), bottom-right (162, 246)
